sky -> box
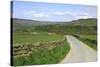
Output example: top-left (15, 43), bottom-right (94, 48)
top-left (12, 1), bottom-right (97, 22)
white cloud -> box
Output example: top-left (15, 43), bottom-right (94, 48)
top-left (24, 10), bottom-right (74, 18)
top-left (54, 11), bottom-right (65, 15)
top-left (82, 12), bottom-right (89, 16)
top-left (64, 11), bottom-right (72, 14)
top-left (75, 15), bottom-right (92, 19)
top-left (24, 10), bottom-right (92, 20)
top-left (32, 12), bottom-right (49, 17)
top-left (23, 10), bottom-right (36, 15)
top-left (73, 12), bottom-right (93, 19)
top-left (24, 10), bottom-right (73, 18)
top-left (24, 10), bottom-right (49, 18)
top-left (53, 11), bottom-right (72, 16)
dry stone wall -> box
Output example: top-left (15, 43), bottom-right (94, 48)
top-left (13, 38), bottom-right (66, 58)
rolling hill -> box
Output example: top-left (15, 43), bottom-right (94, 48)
top-left (12, 18), bottom-right (97, 26)
top-left (69, 18), bottom-right (97, 26)
top-left (12, 18), bottom-right (97, 34)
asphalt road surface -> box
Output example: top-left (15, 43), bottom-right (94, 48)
top-left (60, 35), bottom-right (97, 63)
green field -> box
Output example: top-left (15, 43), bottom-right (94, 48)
top-left (78, 35), bottom-right (97, 40)
top-left (13, 32), bottom-right (64, 45)
top-left (73, 34), bottom-right (97, 50)
top-left (12, 18), bottom-right (97, 66)
top-left (13, 32), bottom-right (70, 66)
top-left (13, 41), bottom-right (70, 66)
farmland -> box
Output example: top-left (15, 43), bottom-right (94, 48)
top-left (13, 32), bottom-right (64, 45)
top-left (13, 32), bottom-right (70, 66)
top-left (73, 34), bottom-right (97, 50)
top-left (13, 41), bottom-right (70, 65)
top-left (12, 18), bottom-right (97, 66)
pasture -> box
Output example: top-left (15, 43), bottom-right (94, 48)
top-left (13, 32), bottom-right (64, 46)
top-left (12, 18), bottom-right (97, 66)
top-left (13, 32), bottom-right (70, 66)
top-left (74, 34), bottom-right (97, 50)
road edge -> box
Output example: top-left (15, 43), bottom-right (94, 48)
top-left (59, 35), bottom-right (72, 64)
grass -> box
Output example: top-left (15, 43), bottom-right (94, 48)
top-left (12, 18), bottom-right (97, 66)
top-left (13, 32), bottom-right (64, 46)
top-left (13, 41), bottom-right (70, 66)
top-left (78, 35), bottom-right (97, 40)
top-left (74, 34), bottom-right (97, 50)
top-left (13, 32), bottom-right (70, 66)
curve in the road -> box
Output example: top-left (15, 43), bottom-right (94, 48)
top-left (60, 35), bottom-right (97, 63)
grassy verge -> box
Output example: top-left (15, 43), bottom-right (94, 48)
top-left (73, 34), bottom-right (97, 50)
top-left (13, 41), bottom-right (70, 66)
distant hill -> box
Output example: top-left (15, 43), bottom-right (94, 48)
top-left (12, 18), bottom-right (64, 32)
top-left (12, 18), bottom-right (97, 34)
top-left (32, 18), bottom-right (97, 34)
top-left (69, 18), bottom-right (97, 26)
top-left (12, 18), bottom-right (97, 26)
top-left (12, 18), bottom-right (64, 26)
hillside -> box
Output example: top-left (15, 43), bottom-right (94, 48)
top-left (12, 18), bottom-right (97, 34)
top-left (12, 18), bottom-right (97, 26)
top-left (69, 18), bottom-right (97, 26)
top-left (33, 18), bottom-right (97, 34)
top-left (12, 18), bottom-right (66, 32)
top-left (12, 18), bottom-right (65, 26)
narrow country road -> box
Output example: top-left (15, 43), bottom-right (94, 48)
top-left (60, 35), bottom-right (97, 63)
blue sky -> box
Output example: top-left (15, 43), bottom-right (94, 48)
top-left (12, 1), bottom-right (97, 22)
